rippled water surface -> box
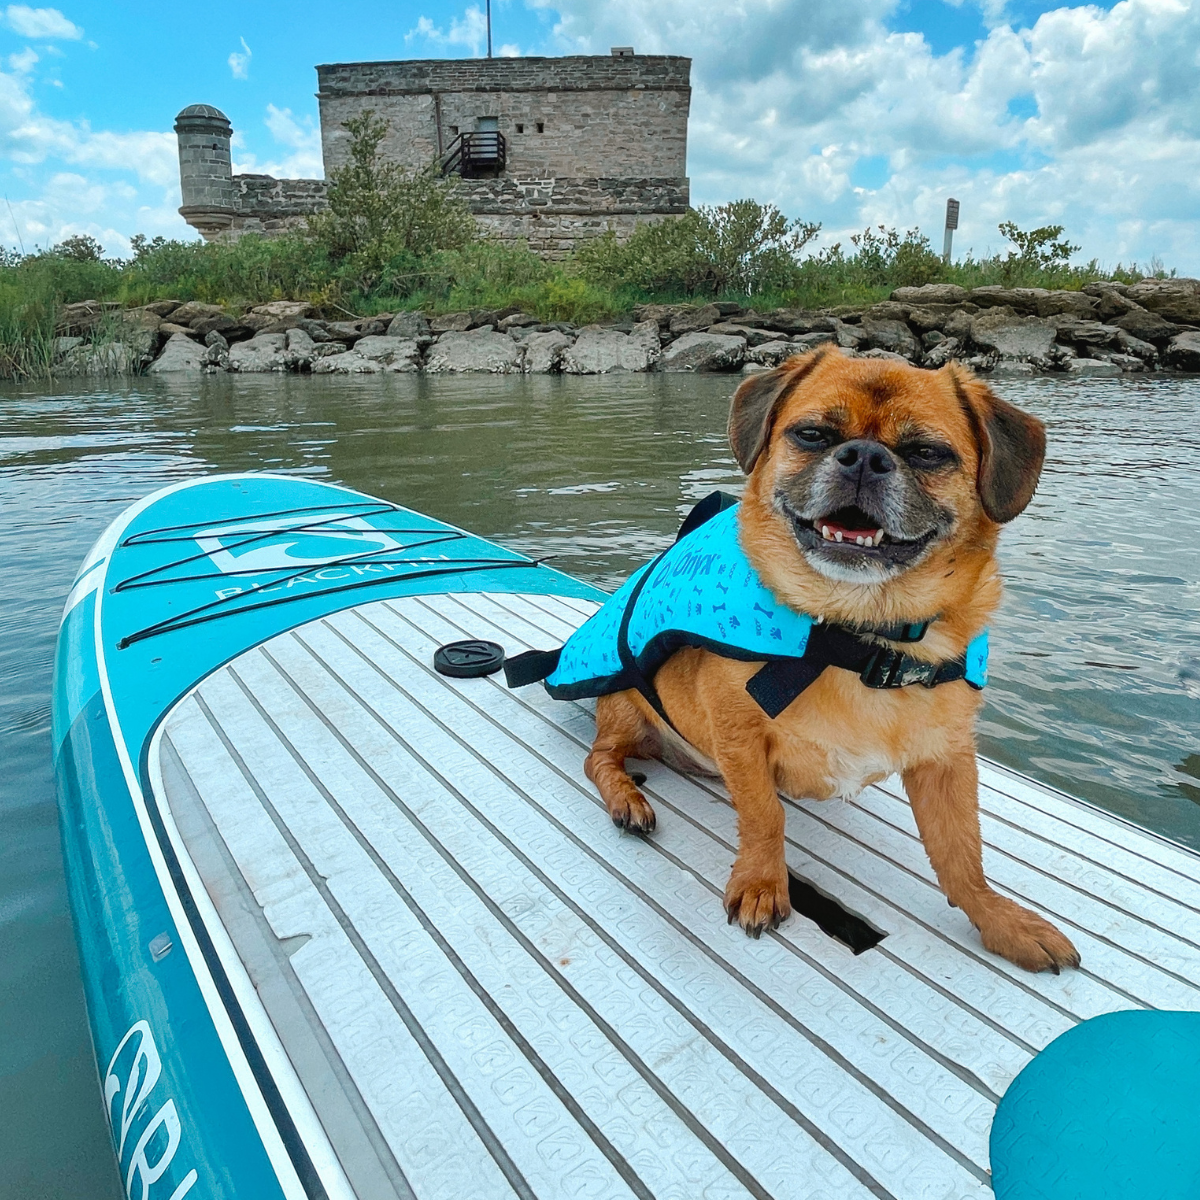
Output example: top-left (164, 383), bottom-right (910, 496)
top-left (2, 372), bottom-right (1198, 1196)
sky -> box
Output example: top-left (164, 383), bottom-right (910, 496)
top-left (1, 0), bottom-right (1197, 271)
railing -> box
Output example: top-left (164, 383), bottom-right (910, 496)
top-left (441, 131), bottom-right (507, 179)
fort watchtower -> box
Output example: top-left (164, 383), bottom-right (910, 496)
top-left (176, 50), bottom-right (691, 256)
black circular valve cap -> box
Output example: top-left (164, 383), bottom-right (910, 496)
top-left (433, 639), bottom-right (506, 679)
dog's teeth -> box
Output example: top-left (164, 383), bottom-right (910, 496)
top-left (834, 531), bottom-right (843, 543)
top-left (863, 535), bottom-right (873, 548)
top-left (856, 535), bottom-right (865, 546)
top-left (821, 524), bottom-right (831, 540)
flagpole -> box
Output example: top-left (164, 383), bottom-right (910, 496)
top-left (487, 0), bottom-right (493, 57)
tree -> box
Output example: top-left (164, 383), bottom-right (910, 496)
top-left (307, 110), bottom-right (476, 290)
top-left (998, 222), bottom-right (1079, 276)
top-left (53, 234), bottom-right (104, 262)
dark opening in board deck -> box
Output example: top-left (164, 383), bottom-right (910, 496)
top-left (787, 871), bottom-right (886, 954)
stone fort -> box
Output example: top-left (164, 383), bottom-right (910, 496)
top-left (176, 51), bottom-right (691, 256)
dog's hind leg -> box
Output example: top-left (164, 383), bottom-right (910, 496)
top-left (586, 691), bottom-right (658, 834)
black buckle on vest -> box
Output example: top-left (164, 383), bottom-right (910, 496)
top-left (859, 645), bottom-right (939, 689)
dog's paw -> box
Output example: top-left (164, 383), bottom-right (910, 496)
top-left (724, 862), bottom-right (791, 939)
top-left (975, 896), bottom-right (1080, 974)
top-left (606, 784), bottom-right (656, 834)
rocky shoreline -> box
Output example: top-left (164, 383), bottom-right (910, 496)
top-left (51, 278), bottom-right (1200, 378)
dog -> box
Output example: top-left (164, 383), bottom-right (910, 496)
top-left (584, 346), bottom-right (1079, 973)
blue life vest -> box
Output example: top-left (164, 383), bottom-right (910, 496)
top-left (505, 493), bottom-right (988, 720)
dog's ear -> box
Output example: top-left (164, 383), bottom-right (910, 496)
top-left (728, 348), bottom-right (829, 474)
top-left (950, 366), bottom-right (1046, 524)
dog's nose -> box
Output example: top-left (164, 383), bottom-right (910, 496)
top-left (834, 440), bottom-right (896, 479)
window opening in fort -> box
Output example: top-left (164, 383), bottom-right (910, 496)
top-left (478, 116), bottom-right (499, 132)
top-left (536, 122), bottom-right (544, 132)
top-left (516, 124), bottom-right (524, 133)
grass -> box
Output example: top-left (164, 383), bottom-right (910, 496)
top-left (0, 216), bottom-right (1170, 380)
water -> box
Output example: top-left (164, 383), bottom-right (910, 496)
top-left (2, 371), bottom-right (1198, 1197)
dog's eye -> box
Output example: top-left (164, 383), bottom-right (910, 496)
top-left (788, 426), bottom-right (832, 450)
top-left (906, 444), bottom-right (954, 468)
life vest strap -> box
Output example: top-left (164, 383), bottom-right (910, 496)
top-left (503, 646), bottom-right (562, 688)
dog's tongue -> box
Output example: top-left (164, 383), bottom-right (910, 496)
top-left (818, 518), bottom-right (886, 546)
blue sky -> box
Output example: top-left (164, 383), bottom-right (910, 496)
top-left (2, 0), bottom-right (1197, 271)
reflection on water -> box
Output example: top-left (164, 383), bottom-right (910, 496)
top-left (1, 371), bottom-right (1198, 1195)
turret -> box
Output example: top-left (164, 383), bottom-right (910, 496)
top-left (175, 104), bottom-right (234, 240)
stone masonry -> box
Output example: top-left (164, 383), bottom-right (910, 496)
top-left (176, 52), bottom-right (692, 256)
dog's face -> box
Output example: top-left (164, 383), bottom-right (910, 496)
top-left (730, 347), bottom-right (1046, 589)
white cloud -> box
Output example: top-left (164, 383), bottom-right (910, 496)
top-left (3, 4), bottom-right (81, 39)
top-left (232, 103), bottom-right (324, 178)
top-left (407, 5), bottom-right (491, 56)
top-left (228, 36), bottom-right (251, 80)
top-left (7, 47), bottom-right (37, 73)
top-left (534, 0), bottom-right (1200, 272)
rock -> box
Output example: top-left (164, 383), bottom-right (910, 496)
top-left (376, 312), bottom-right (424, 340)
top-left (1098, 352), bottom-right (1146, 372)
top-left (146, 331), bottom-right (207, 375)
top-left (922, 337), bottom-right (963, 368)
top-left (963, 353), bottom-right (999, 372)
top-left (190, 313), bottom-right (242, 338)
top-left (57, 342), bottom-right (138, 375)
top-left (1082, 281), bottom-right (1131, 297)
top-left (142, 300), bottom-right (184, 318)
top-left (891, 284), bottom-right (969, 306)
top-left (430, 311), bottom-right (473, 333)
top-left (746, 340), bottom-right (799, 366)
top-left (836, 325), bottom-right (865, 349)
top-left (351, 335), bottom-right (422, 372)
top-left (1125, 278), bottom-right (1200, 325)
top-left (56, 300), bottom-right (119, 335)
top-left (1114, 330), bottom-right (1158, 364)
top-left (1114, 307), bottom-right (1183, 344)
top-left (943, 310), bottom-right (976, 341)
top-left (170, 301), bottom-right (227, 328)
top-left (707, 322), bottom-right (783, 347)
top-left (1163, 331), bottom-right (1200, 371)
top-left (497, 312), bottom-right (539, 333)
top-left (1052, 319), bottom-right (1120, 346)
top-left (523, 331), bottom-right (574, 373)
top-left (158, 323), bottom-right (195, 338)
top-left (1083, 285), bottom-right (1140, 321)
top-left (633, 303), bottom-right (693, 328)
top-left (990, 360), bottom-right (1037, 376)
top-left (425, 329), bottom-right (525, 373)
top-left (203, 343), bottom-right (228, 371)
top-left (922, 330), bottom-right (946, 348)
top-left (204, 329), bottom-right (229, 349)
top-left (759, 310), bottom-right (839, 335)
top-left (295, 318), bottom-right (336, 343)
top-left (859, 348), bottom-right (910, 363)
top-left (53, 336), bottom-right (83, 358)
top-left (969, 309), bottom-right (1056, 360)
top-left (864, 302), bottom-right (910, 323)
top-left (227, 332), bottom-right (289, 373)
top-left (312, 342), bottom-right (347, 358)
top-left (905, 304), bottom-right (976, 332)
top-left (284, 327), bottom-right (316, 369)
top-left (790, 332), bottom-right (837, 352)
top-left (860, 317), bottom-right (920, 360)
top-left (741, 362), bottom-right (770, 374)
top-left (1066, 358), bottom-right (1122, 378)
top-left (324, 321), bottom-right (365, 345)
top-left (311, 350), bottom-right (385, 374)
top-left (562, 321), bottom-right (660, 373)
top-left (657, 332), bottom-right (746, 372)
top-left (1033, 291), bottom-right (1099, 319)
top-left (668, 304), bottom-right (723, 336)
top-left (713, 302), bottom-right (744, 316)
top-left (252, 300), bottom-right (312, 321)
top-left (969, 286), bottom-right (1036, 312)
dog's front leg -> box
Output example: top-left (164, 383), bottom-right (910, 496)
top-left (903, 755), bottom-right (1080, 973)
top-left (718, 746), bottom-right (792, 938)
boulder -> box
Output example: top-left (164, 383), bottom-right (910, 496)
top-left (1066, 358), bottom-right (1122, 378)
top-left (523, 331), bottom-right (574, 373)
top-left (863, 302), bottom-right (910, 323)
top-left (295, 318), bottom-right (336, 343)
top-left (203, 342), bottom-right (228, 371)
top-left (311, 350), bottom-right (385, 374)
top-left (112, 309), bottom-right (163, 358)
top-left (430, 311), bottom-right (474, 334)
top-left (859, 348), bottom-right (910, 363)
top-left (284, 328), bottom-right (317, 370)
top-left (1098, 352), bottom-right (1146, 372)
top-left (1083, 285), bottom-right (1140, 321)
top-left (146, 331), bottom-right (207, 375)
top-left (969, 309), bottom-right (1056, 360)
top-left (227, 332), bottom-right (289, 373)
top-left (1033, 291), bottom-right (1099, 319)
top-left (922, 337), bottom-right (963, 368)
top-left (746, 340), bottom-right (799, 367)
top-left (990, 360), bottom-right (1037, 376)
top-left (1163, 331), bottom-right (1200, 372)
top-left (324, 321), bottom-right (365, 345)
top-left (142, 300), bottom-right (184, 318)
top-left (242, 300), bottom-right (313, 334)
top-left (190, 312), bottom-right (243, 339)
top-left (158, 323), bottom-right (194, 338)
top-left (860, 317), bottom-right (920, 360)
top-left (53, 336), bottom-right (83, 358)
top-left (969, 286), bottom-right (1037, 312)
top-left (351, 335), bottom-right (422, 372)
top-left (425, 329), bottom-right (525, 373)
top-left (707, 322), bottom-right (783, 347)
top-left (313, 342), bottom-right (348, 358)
top-left (385, 312), bottom-right (432, 340)
top-left (562, 321), bottom-right (659, 373)
top-left (497, 312), bottom-right (539, 333)
top-left (56, 342), bottom-right (138, 376)
top-left (668, 304), bottom-right (723, 336)
top-left (790, 331), bottom-right (837, 353)
top-left (1113, 330), bottom-right (1158, 364)
top-left (1114, 308), bottom-right (1181, 344)
top-left (890, 284), bottom-right (969, 306)
top-left (1052, 319), bottom-right (1120, 346)
top-left (1082, 281), bottom-right (1131, 297)
top-left (836, 325), bottom-right (865, 349)
top-left (1125, 278), bottom-right (1200, 325)
top-left (204, 329), bottom-right (229, 349)
top-left (170, 301), bottom-right (227, 328)
top-left (657, 332), bottom-right (746, 372)
top-left (56, 300), bottom-right (119, 335)
top-left (632, 303), bottom-right (693, 328)
top-left (943, 310), bottom-right (976, 341)
top-left (905, 304), bottom-right (975, 332)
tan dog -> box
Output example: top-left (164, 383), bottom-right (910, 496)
top-left (585, 346), bottom-right (1079, 973)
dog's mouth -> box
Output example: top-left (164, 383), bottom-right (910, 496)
top-left (782, 501), bottom-right (942, 569)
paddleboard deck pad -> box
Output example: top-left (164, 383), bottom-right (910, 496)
top-left (53, 475), bottom-right (1200, 1200)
